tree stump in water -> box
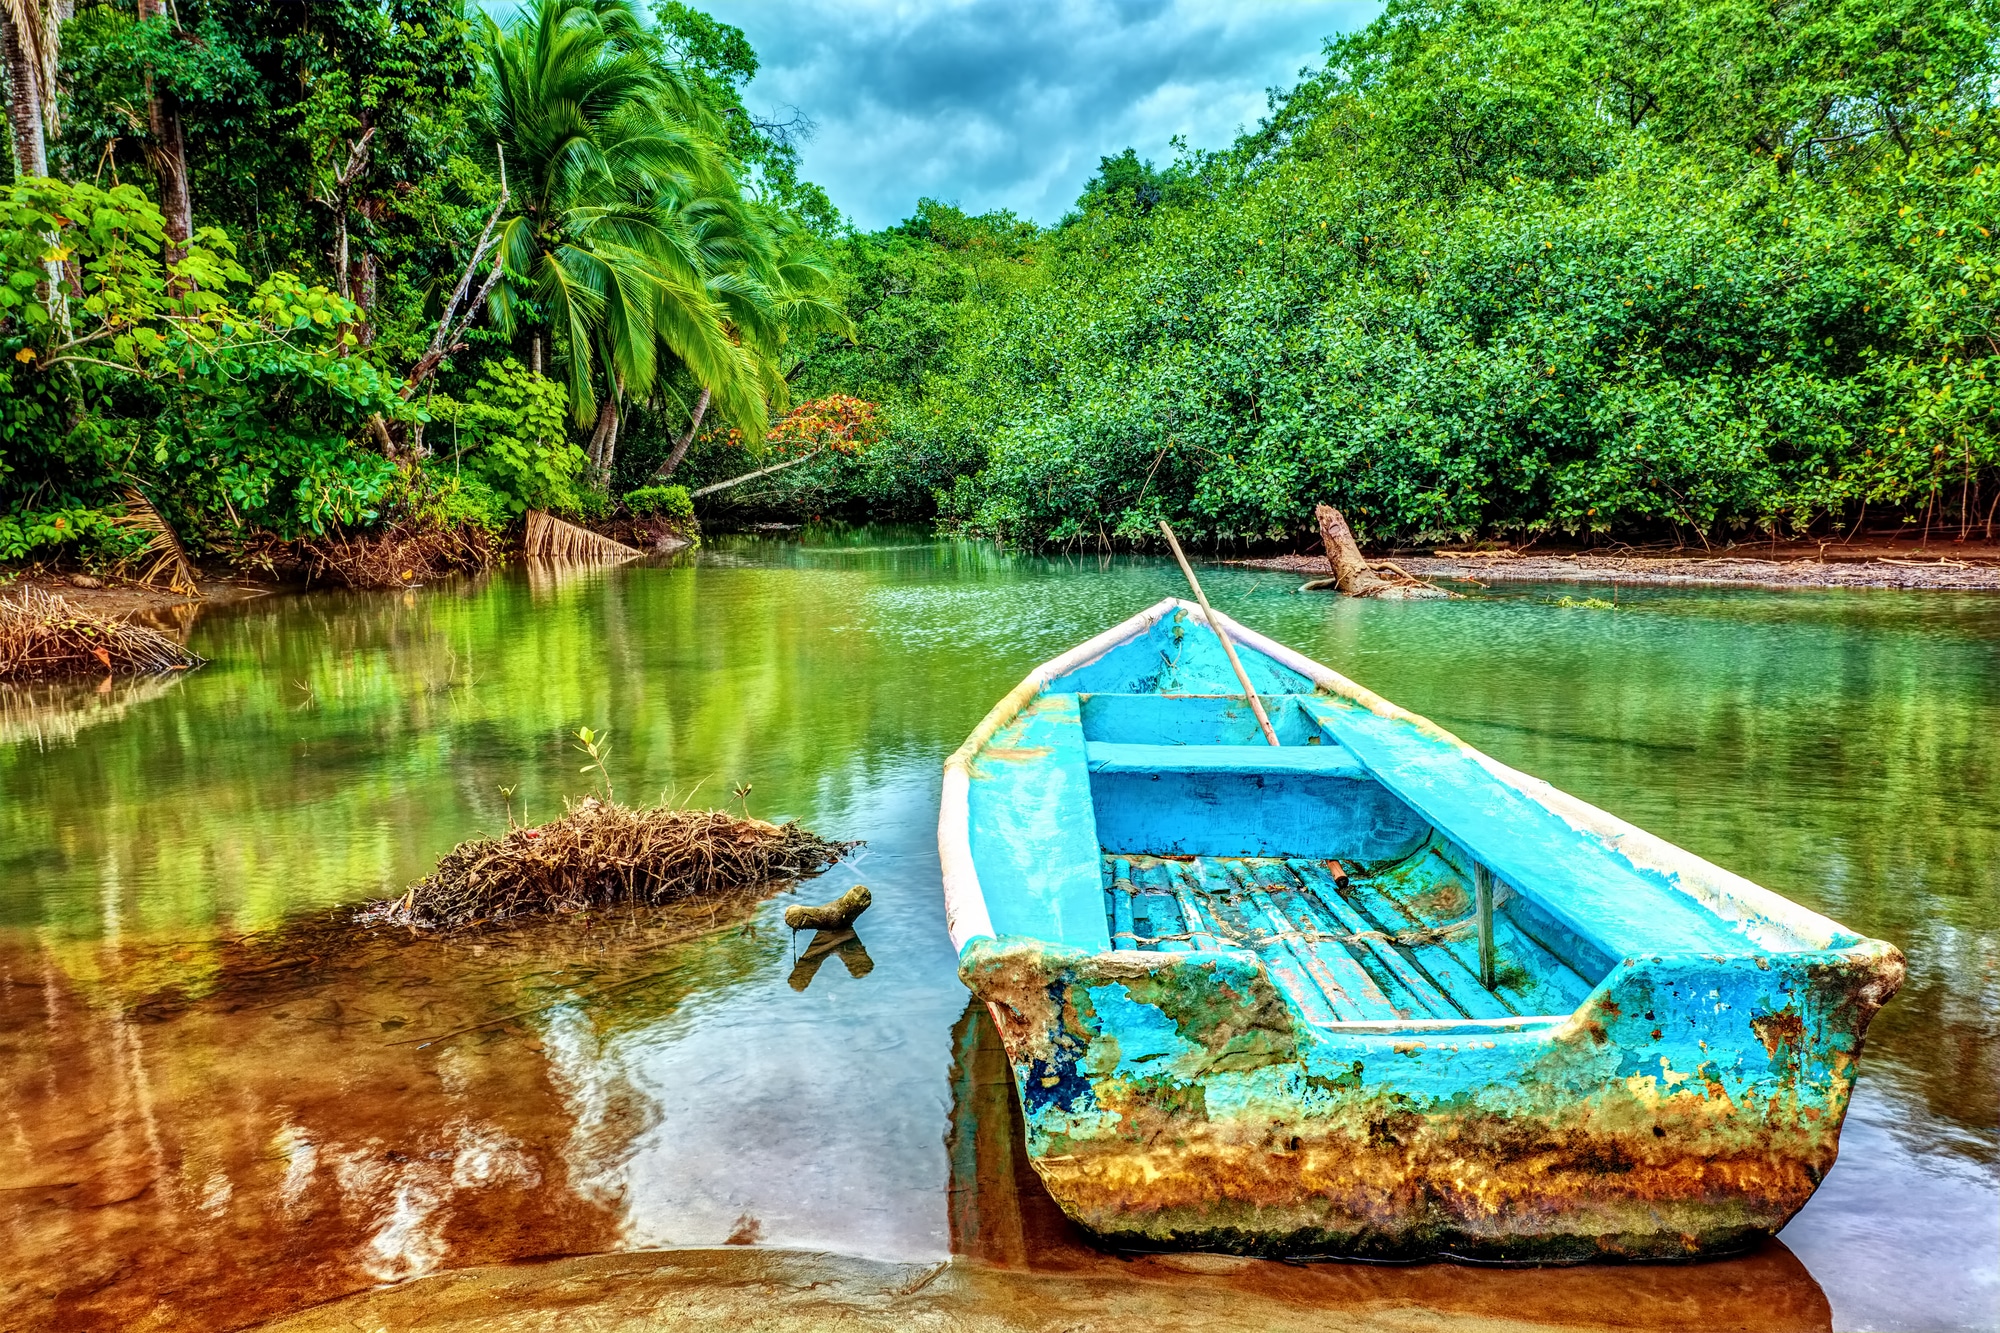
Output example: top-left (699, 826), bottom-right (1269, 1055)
top-left (1308, 505), bottom-right (1457, 600)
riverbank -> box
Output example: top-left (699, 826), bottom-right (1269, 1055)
top-left (1, 571), bottom-right (280, 623)
top-left (1233, 538), bottom-right (2000, 591)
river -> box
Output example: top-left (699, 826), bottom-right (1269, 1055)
top-left (0, 529), bottom-right (1993, 1331)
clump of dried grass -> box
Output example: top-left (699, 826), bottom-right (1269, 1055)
top-left (360, 798), bottom-right (859, 932)
top-left (0, 585), bottom-right (205, 680)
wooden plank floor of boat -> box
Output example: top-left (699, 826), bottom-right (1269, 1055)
top-left (1101, 853), bottom-right (1595, 1022)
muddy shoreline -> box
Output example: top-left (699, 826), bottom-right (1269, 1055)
top-left (2, 570), bottom-right (282, 623)
top-left (1233, 540), bottom-right (2000, 591)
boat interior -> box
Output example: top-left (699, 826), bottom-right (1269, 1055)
top-left (1083, 693), bottom-right (1604, 1022)
top-left (964, 611), bottom-right (1829, 1029)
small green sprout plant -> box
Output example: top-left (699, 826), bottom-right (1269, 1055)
top-left (573, 726), bottom-right (614, 801)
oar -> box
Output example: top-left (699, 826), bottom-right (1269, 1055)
top-left (1159, 520), bottom-right (1280, 747)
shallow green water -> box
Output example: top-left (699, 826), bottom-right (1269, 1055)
top-left (1, 530), bottom-right (1994, 1331)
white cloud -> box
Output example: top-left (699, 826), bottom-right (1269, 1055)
top-left (701, 0), bottom-right (1382, 228)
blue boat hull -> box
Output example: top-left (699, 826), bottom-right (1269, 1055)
top-left (939, 600), bottom-right (1902, 1261)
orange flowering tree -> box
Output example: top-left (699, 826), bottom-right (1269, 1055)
top-left (685, 394), bottom-right (885, 498)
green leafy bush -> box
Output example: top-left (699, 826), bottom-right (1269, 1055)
top-left (0, 177), bottom-right (416, 541)
top-left (0, 506), bottom-right (144, 564)
top-left (621, 484), bottom-right (693, 520)
top-left (431, 359), bottom-right (582, 517)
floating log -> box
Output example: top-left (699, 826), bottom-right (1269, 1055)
top-left (1305, 504), bottom-right (1457, 599)
top-left (523, 510), bottom-right (642, 561)
top-left (784, 884), bottom-right (872, 931)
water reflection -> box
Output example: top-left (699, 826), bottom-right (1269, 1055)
top-left (787, 927), bottom-right (875, 990)
top-left (0, 905), bottom-right (772, 1331)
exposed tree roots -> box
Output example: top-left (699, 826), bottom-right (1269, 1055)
top-left (0, 585), bottom-right (205, 680)
top-left (298, 521), bottom-right (499, 590)
top-left (360, 799), bottom-right (860, 932)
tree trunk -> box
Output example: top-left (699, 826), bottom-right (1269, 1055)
top-left (1311, 504), bottom-right (1452, 599)
top-left (135, 0), bottom-right (192, 256)
top-left (586, 383), bottom-right (622, 481)
top-left (1, 14), bottom-right (47, 179)
top-left (652, 386), bottom-right (709, 480)
top-left (355, 252), bottom-right (376, 344)
top-left (333, 211), bottom-right (350, 299)
top-left (599, 379), bottom-right (622, 479)
top-left (688, 447), bottom-right (825, 499)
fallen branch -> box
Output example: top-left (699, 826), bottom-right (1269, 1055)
top-left (689, 446), bottom-right (826, 499)
top-left (1310, 505), bottom-right (1457, 599)
top-left (784, 884), bottom-right (871, 931)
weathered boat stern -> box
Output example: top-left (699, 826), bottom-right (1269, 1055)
top-left (959, 933), bottom-right (1904, 1262)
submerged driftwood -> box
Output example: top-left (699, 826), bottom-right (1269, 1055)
top-left (0, 586), bottom-right (205, 680)
top-left (784, 884), bottom-right (872, 931)
top-left (362, 798), bottom-right (858, 931)
top-left (1302, 504), bottom-right (1457, 599)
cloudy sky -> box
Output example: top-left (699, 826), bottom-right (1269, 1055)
top-left (698, 1), bottom-right (1382, 230)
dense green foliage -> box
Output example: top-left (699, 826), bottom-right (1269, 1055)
top-left (1, 0), bottom-right (843, 567)
top-left (786, 0), bottom-right (2000, 547)
top-left (621, 483), bottom-right (693, 519)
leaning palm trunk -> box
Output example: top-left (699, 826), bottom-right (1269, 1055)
top-left (522, 510), bottom-right (640, 561)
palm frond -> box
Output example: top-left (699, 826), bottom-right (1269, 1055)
top-left (523, 509), bottom-right (641, 560)
top-left (110, 487), bottom-right (201, 597)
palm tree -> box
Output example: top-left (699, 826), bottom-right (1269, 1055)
top-left (2, 0), bottom-right (60, 179)
top-left (483, 0), bottom-right (763, 468)
top-left (481, 0), bottom-right (851, 481)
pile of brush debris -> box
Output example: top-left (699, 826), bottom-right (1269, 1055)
top-left (360, 798), bottom-right (858, 931)
top-left (0, 585), bottom-right (205, 680)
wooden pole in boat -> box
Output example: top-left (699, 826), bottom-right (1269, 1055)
top-left (1159, 520), bottom-right (1281, 747)
top-left (1474, 863), bottom-right (1497, 990)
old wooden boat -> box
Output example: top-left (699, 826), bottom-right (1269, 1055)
top-left (939, 598), bottom-right (1903, 1262)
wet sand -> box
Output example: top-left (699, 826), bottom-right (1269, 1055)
top-left (3, 571), bottom-right (277, 623)
top-left (258, 1242), bottom-right (1836, 1333)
